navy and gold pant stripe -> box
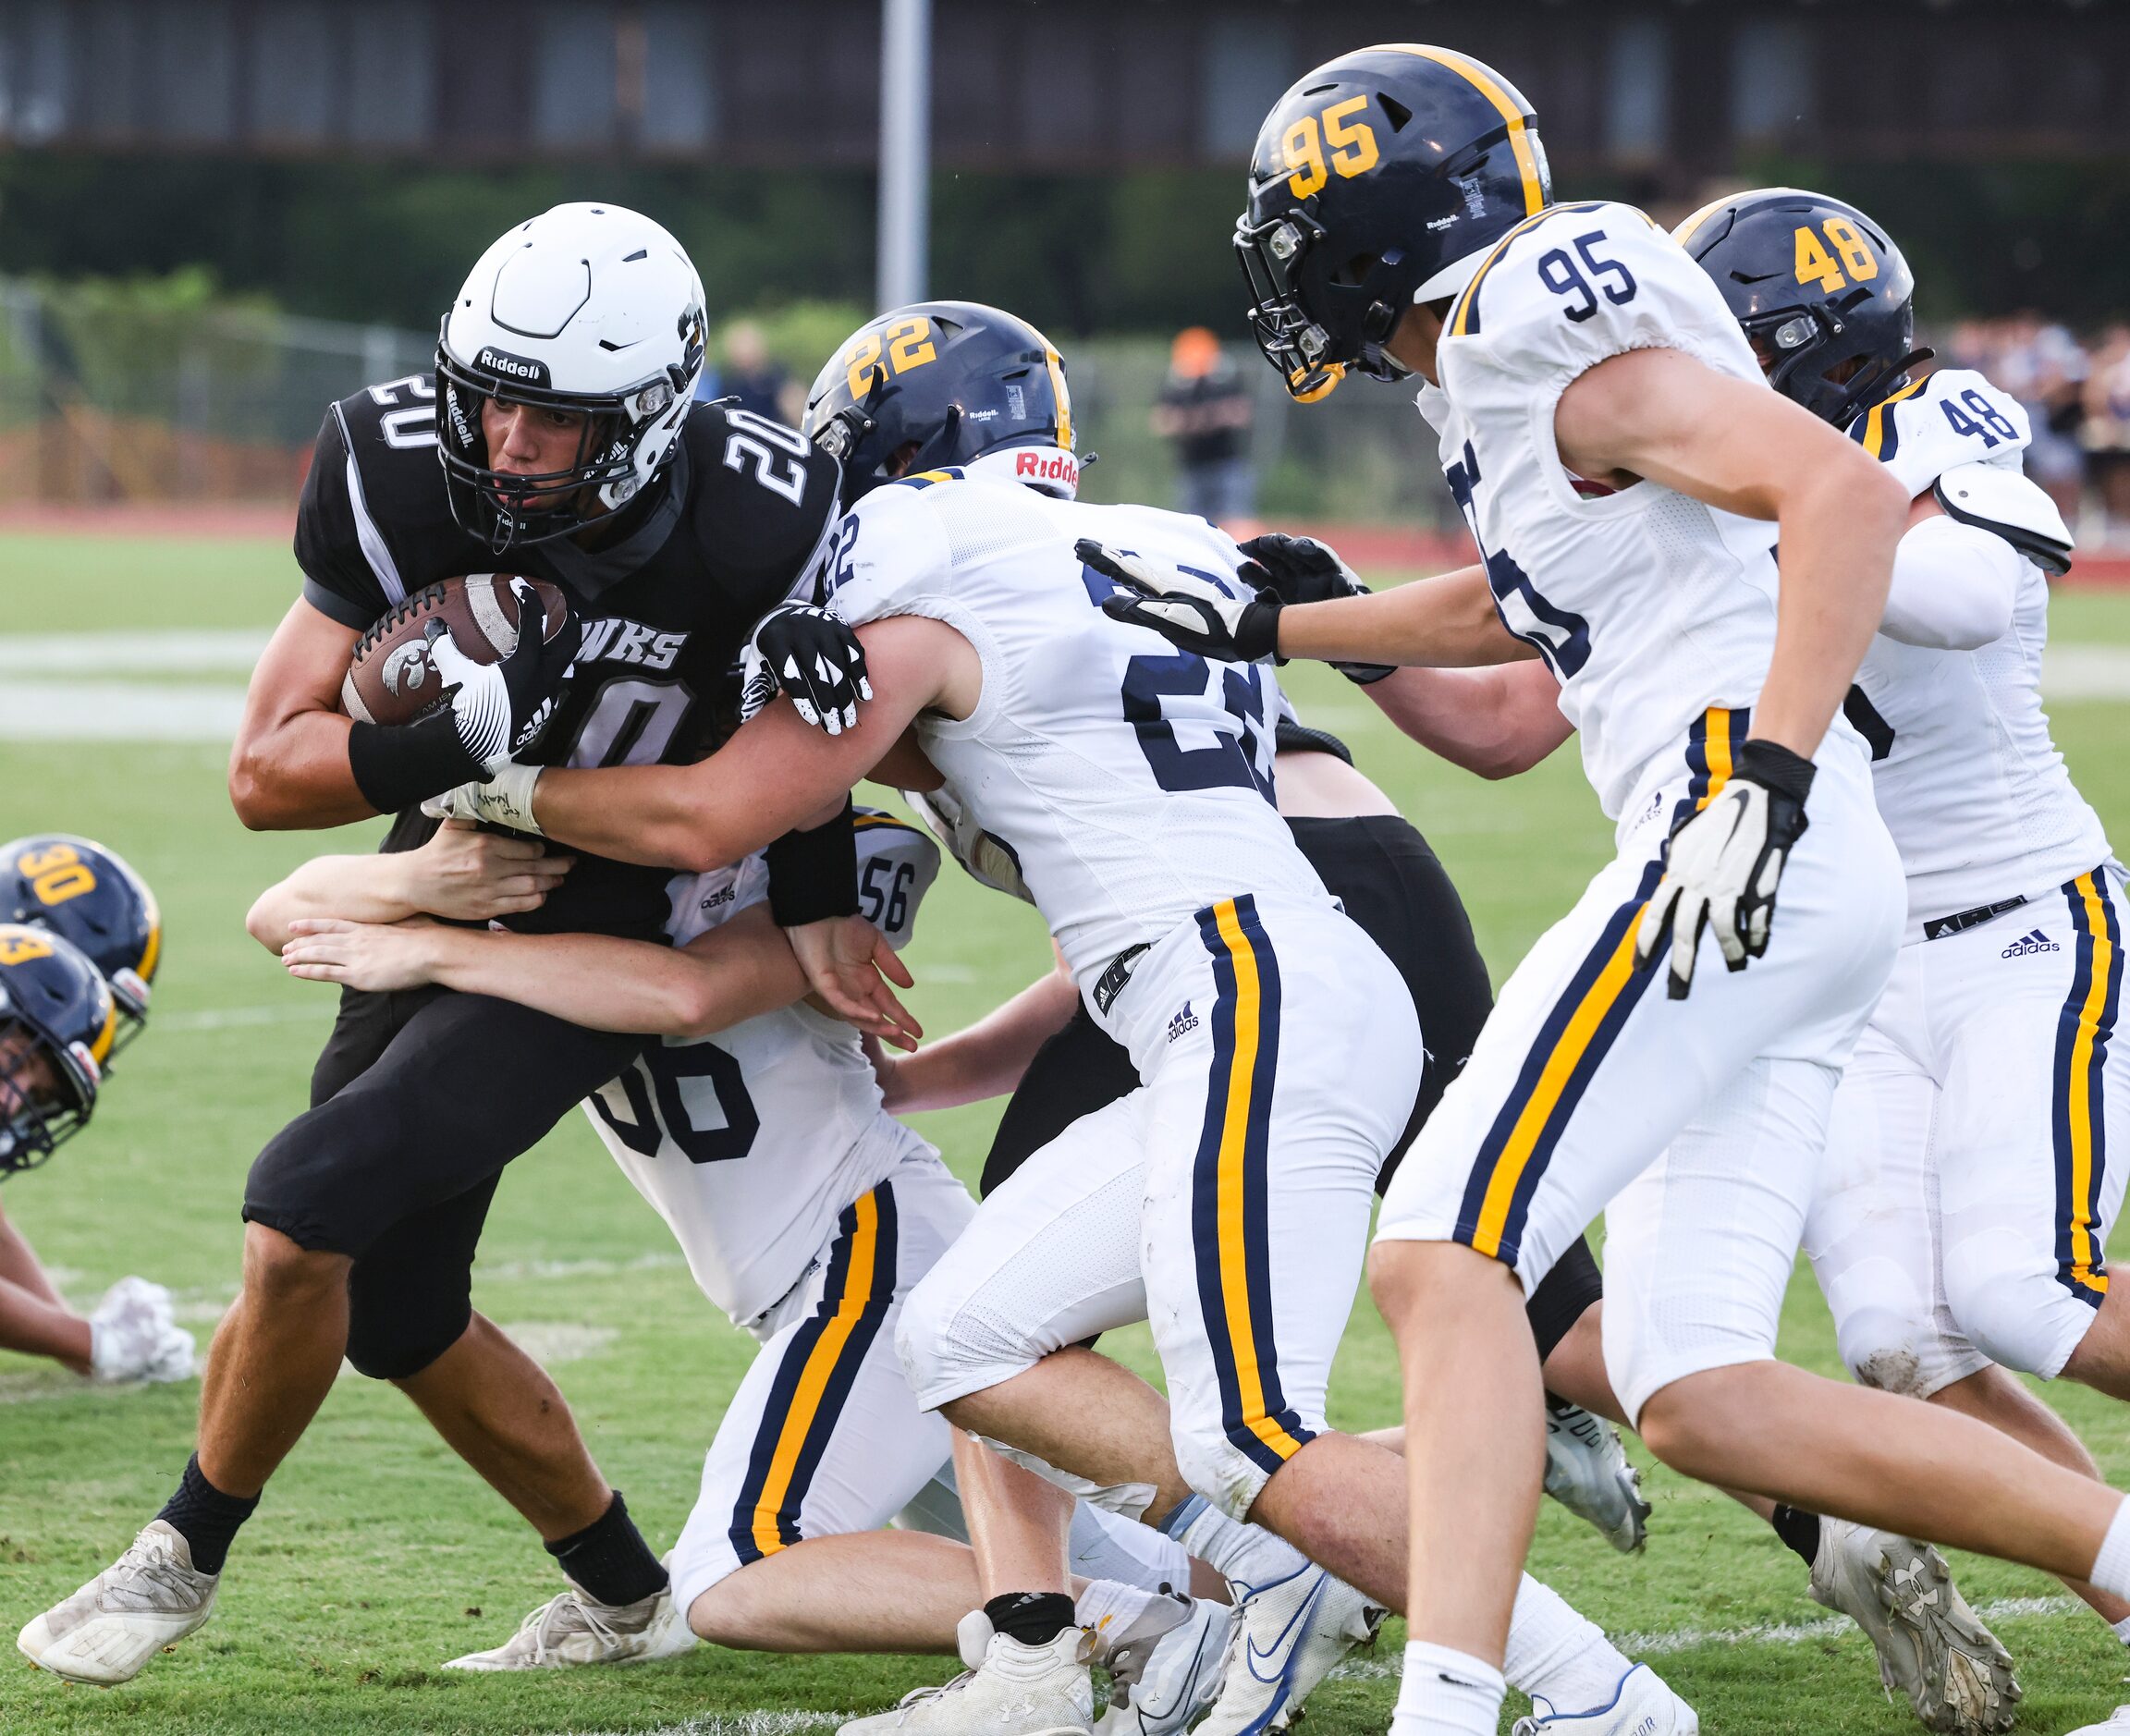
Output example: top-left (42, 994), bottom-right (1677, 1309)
top-left (728, 1182), bottom-right (900, 1564)
top-left (2053, 869), bottom-right (2123, 1306)
top-left (1456, 706), bottom-right (1745, 1265)
top-left (1191, 896), bottom-right (1308, 1477)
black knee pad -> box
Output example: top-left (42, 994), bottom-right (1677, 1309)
top-left (1525, 1235), bottom-right (1604, 1363)
top-left (343, 1260), bottom-right (473, 1381)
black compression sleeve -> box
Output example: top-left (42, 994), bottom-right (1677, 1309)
top-left (347, 712), bottom-right (484, 814)
top-left (766, 799), bottom-right (861, 926)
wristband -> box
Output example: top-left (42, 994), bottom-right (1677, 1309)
top-left (1735, 738), bottom-right (1817, 806)
top-left (348, 711), bottom-right (485, 814)
top-left (766, 799), bottom-right (861, 926)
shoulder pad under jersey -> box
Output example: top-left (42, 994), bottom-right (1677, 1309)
top-left (1934, 460), bottom-right (2074, 577)
top-left (851, 808), bottom-right (943, 951)
top-left (1440, 202), bottom-right (1758, 393)
top-left (820, 482), bottom-right (959, 629)
top-left (1848, 368), bottom-right (2034, 498)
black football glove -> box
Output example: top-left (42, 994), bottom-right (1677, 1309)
top-left (741, 603), bottom-right (873, 736)
top-left (423, 579), bottom-right (580, 777)
top-left (1237, 534), bottom-right (1394, 685)
top-left (1634, 738), bottom-right (1815, 999)
top-left (1079, 539), bottom-right (1282, 664)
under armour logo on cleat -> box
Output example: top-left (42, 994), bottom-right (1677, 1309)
top-left (2001, 928), bottom-right (2062, 958)
top-left (1166, 1001), bottom-right (1200, 1042)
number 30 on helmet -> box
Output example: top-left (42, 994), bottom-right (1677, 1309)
top-left (0, 835), bottom-right (159, 1052)
top-left (1235, 44), bottom-right (1551, 402)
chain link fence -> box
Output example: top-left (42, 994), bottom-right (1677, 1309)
top-left (0, 277), bottom-right (1461, 531)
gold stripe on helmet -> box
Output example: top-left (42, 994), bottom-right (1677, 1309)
top-left (1044, 346), bottom-right (1073, 451)
top-left (1373, 44), bottom-right (1545, 217)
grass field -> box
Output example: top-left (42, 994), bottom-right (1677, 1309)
top-left (7, 529), bottom-right (2130, 1735)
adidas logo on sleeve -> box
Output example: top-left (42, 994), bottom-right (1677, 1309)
top-left (2001, 928), bottom-right (2062, 958)
top-left (1166, 1001), bottom-right (1200, 1043)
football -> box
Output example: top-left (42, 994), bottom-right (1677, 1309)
top-left (339, 575), bottom-right (570, 727)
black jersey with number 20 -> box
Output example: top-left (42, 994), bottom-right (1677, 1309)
top-left (294, 374), bottom-right (843, 940)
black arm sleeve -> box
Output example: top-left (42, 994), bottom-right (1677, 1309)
top-left (766, 799), bottom-right (861, 926)
top-left (295, 405), bottom-right (390, 630)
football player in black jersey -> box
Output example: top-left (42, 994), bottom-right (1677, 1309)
top-left (19, 204), bottom-right (882, 1688)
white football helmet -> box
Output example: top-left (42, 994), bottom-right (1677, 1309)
top-left (437, 202), bottom-right (707, 549)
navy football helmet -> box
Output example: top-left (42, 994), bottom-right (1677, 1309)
top-left (802, 302), bottom-right (1077, 506)
top-left (0, 835), bottom-right (159, 1050)
top-left (1236, 44), bottom-right (1550, 401)
top-left (1675, 188), bottom-right (1931, 430)
top-left (0, 925), bottom-right (116, 1174)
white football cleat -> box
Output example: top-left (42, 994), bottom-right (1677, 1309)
top-left (1095, 1593), bottom-right (1236, 1736)
top-left (1808, 1518), bottom-right (2019, 1734)
top-left (444, 1576), bottom-right (693, 1669)
top-left (1543, 1399), bottom-right (1648, 1554)
top-left (1512, 1662), bottom-right (1699, 1734)
top-left (89, 1278), bottom-right (196, 1384)
top-left (2062, 1705), bottom-right (2130, 1735)
top-left (839, 1626), bottom-right (1096, 1736)
top-left (18, 1520), bottom-right (218, 1683)
top-left (1193, 1562), bottom-right (1383, 1736)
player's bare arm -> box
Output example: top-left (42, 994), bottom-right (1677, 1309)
top-left (278, 901), bottom-right (809, 1041)
top-left (1552, 345), bottom-right (1907, 758)
top-left (873, 948), bottom-right (1078, 1114)
top-left (244, 821), bottom-right (570, 948)
top-left (1364, 661), bottom-right (1573, 779)
top-left (227, 600), bottom-right (371, 829)
top-left (515, 616), bottom-right (978, 874)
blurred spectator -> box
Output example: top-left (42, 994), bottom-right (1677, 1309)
top-left (2082, 325), bottom-right (2130, 541)
top-left (718, 320), bottom-right (799, 425)
top-left (1948, 312), bottom-right (2089, 525)
top-left (1151, 326), bottom-right (1259, 532)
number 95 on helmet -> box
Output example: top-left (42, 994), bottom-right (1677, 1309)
top-left (1235, 44), bottom-right (1550, 402)
top-left (0, 925), bottom-right (116, 1174)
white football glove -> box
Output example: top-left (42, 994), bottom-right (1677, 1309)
top-left (422, 764), bottom-right (545, 836)
top-left (1634, 739), bottom-right (1815, 999)
top-left (1077, 539), bottom-right (1282, 664)
top-left (422, 579), bottom-right (576, 776)
top-left (740, 602), bottom-right (872, 736)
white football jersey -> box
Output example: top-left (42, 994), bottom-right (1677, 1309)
top-left (822, 471), bottom-right (1330, 993)
top-left (1426, 200), bottom-right (1866, 822)
top-left (1843, 368), bottom-right (2110, 933)
top-left (582, 811), bottom-right (944, 1326)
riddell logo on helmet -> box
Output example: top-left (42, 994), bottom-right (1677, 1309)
top-left (477, 348), bottom-right (550, 387)
top-left (1015, 450), bottom-right (1079, 488)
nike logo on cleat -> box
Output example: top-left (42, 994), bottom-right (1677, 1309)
top-left (2001, 928), bottom-right (2061, 957)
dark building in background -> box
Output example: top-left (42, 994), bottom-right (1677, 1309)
top-left (1, 1), bottom-right (2124, 185)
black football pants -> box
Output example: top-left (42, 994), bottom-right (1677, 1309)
top-left (243, 984), bottom-right (643, 1379)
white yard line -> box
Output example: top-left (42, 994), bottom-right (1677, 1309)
top-left (159, 1003), bottom-right (336, 1032)
top-left (0, 629), bottom-right (270, 674)
top-left (1326, 1595), bottom-right (2082, 1681)
top-left (0, 679), bottom-right (248, 740)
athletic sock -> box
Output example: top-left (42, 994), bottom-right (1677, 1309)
top-left (1390, 1641), bottom-right (1506, 1736)
top-left (1770, 1503), bottom-right (1824, 1568)
top-left (2111, 1614), bottom-right (2130, 1647)
top-left (985, 1590), bottom-right (1079, 1647)
top-left (1069, 1498), bottom-right (1194, 1594)
top-left (2091, 1498), bottom-right (2130, 1602)
top-left (1502, 1573), bottom-right (1628, 1709)
top-left (155, 1453), bottom-right (258, 1576)
top-left (1161, 1492), bottom-right (1310, 1591)
top-left (1074, 1579), bottom-right (1172, 1662)
top-left (545, 1489), bottom-right (668, 1608)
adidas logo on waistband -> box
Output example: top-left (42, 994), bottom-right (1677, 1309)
top-left (2001, 928), bottom-right (2062, 958)
top-left (1167, 1001), bottom-right (1200, 1043)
